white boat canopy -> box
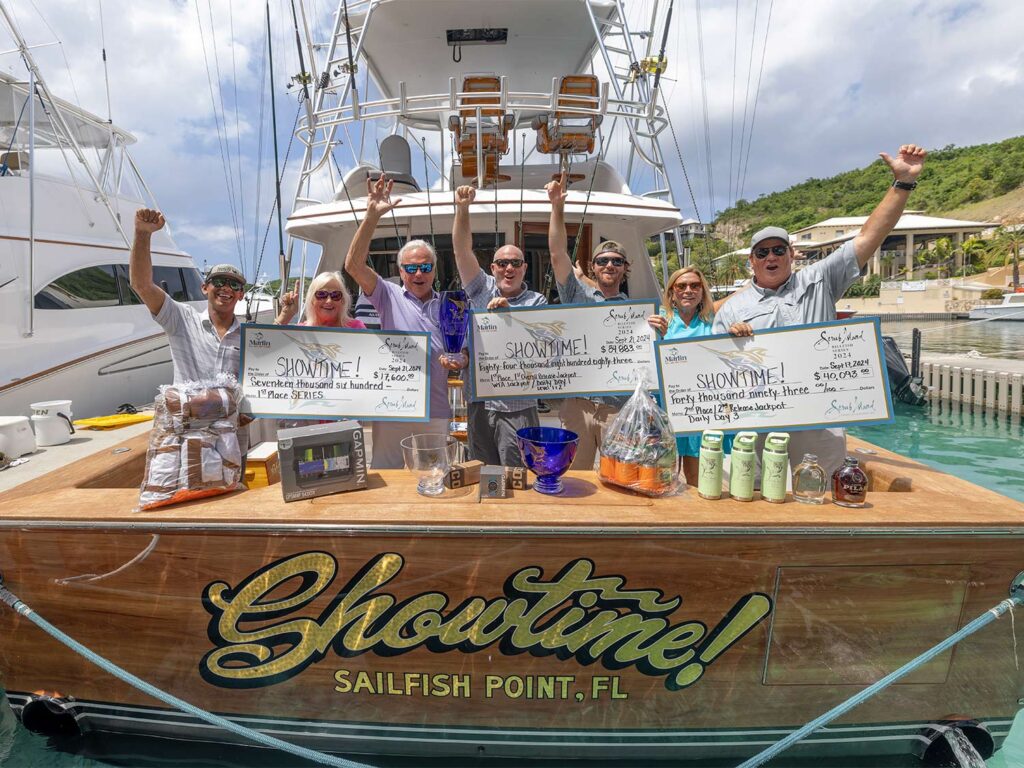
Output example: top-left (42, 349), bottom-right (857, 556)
top-left (0, 70), bottom-right (136, 150)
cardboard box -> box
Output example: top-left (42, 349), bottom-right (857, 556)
top-left (445, 460), bottom-right (483, 489)
top-left (278, 420), bottom-right (367, 502)
top-left (245, 441), bottom-right (280, 487)
top-left (504, 465), bottom-right (530, 490)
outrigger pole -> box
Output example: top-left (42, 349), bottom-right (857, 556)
top-left (266, 2), bottom-right (287, 302)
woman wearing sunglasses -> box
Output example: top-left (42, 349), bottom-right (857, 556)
top-left (647, 267), bottom-right (741, 486)
top-left (275, 272), bottom-right (365, 329)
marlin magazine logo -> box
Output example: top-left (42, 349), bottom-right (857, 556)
top-left (476, 316), bottom-right (499, 333)
top-left (248, 331), bottom-right (272, 349)
top-left (663, 347), bottom-right (688, 364)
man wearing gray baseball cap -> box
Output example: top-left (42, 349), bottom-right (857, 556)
top-left (712, 144), bottom-right (928, 476)
top-left (129, 209), bottom-right (247, 385)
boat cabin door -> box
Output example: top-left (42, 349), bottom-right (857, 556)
top-left (517, 222), bottom-right (591, 303)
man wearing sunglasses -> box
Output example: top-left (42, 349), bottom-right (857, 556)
top-left (712, 143), bottom-right (928, 477)
top-left (345, 174), bottom-right (455, 469)
top-left (452, 185), bottom-right (547, 466)
top-left (130, 208), bottom-right (245, 387)
top-left (544, 171), bottom-right (633, 470)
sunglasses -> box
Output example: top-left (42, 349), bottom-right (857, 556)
top-left (209, 277), bottom-right (243, 290)
top-left (400, 263), bottom-right (434, 274)
top-left (493, 259), bottom-right (524, 269)
top-left (753, 245), bottom-right (789, 259)
top-left (314, 290), bottom-right (344, 301)
top-left (672, 282), bottom-right (703, 293)
top-left (593, 256), bottom-right (626, 267)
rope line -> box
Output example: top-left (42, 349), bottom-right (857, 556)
top-left (0, 584), bottom-right (372, 768)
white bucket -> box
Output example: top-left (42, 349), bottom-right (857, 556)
top-left (30, 400), bottom-right (73, 418)
top-left (29, 400), bottom-right (75, 447)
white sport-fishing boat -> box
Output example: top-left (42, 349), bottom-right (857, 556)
top-left (968, 292), bottom-right (1024, 321)
top-left (0, 6), bottom-right (207, 421)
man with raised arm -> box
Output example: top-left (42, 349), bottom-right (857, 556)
top-left (713, 143), bottom-right (929, 476)
top-left (453, 185), bottom-right (547, 466)
top-left (345, 174), bottom-right (454, 469)
top-left (545, 171), bottom-right (632, 470)
top-left (129, 208), bottom-right (245, 385)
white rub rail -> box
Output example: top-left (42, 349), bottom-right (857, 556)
top-left (922, 361), bottom-right (1024, 415)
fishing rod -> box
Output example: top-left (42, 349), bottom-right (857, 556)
top-left (421, 137), bottom-right (436, 251)
top-left (517, 132), bottom-right (526, 243)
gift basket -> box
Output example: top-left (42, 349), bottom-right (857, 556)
top-left (139, 376), bottom-right (243, 510)
top-left (598, 377), bottom-right (681, 497)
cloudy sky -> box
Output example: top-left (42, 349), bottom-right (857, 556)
top-left (4, 0), bottom-right (1023, 277)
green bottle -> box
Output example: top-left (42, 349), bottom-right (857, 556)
top-left (761, 432), bottom-right (791, 504)
top-left (697, 430), bottom-right (724, 500)
top-left (729, 431), bottom-right (759, 501)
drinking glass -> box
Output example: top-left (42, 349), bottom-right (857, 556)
top-left (401, 433), bottom-right (458, 496)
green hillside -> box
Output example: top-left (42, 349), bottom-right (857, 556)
top-left (715, 136), bottom-right (1024, 241)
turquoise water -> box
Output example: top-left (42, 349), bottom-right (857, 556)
top-left (3, 320), bottom-right (1023, 767)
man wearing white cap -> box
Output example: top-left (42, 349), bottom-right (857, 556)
top-left (712, 144), bottom-right (928, 475)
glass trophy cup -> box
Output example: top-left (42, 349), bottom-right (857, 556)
top-left (437, 290), bottom-right (471, 445)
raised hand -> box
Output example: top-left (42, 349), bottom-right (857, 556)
top-left (545, 171), bottom-right (568, 208)
top-left (135, 208), bottom-right (165, 234)
top-left (365, 173), bottom-right (401, 219)
top-left (276, 289), bottom-right (299, 324)
top-left (880, 144), bottom-right (927, 183)
top-left (455, 185), bottom-right (476, 210)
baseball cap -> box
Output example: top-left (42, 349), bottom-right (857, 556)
top-left (750, 227), bottom-right (791, 250)
top-left (592, 240), bottom-right (628, 260)
top-left (205, 264), bottom-right (246, 284)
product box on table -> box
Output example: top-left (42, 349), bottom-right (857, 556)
top-left (278, 420), bottom-right (367, 501)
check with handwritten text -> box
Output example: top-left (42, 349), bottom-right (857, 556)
top-left (469, 301), bottom-right (658, 400)
top-left (239, 323), bottom-right (430, 421)
top-left (656, 318), bottom-right (894, 434)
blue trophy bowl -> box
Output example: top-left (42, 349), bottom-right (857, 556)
top-left (516, 427), bottom-right (579, 495)
top-left (439, 290), bottom-right (470, 360)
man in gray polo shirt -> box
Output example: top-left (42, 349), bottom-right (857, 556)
top-left (345, 174), bottom-right (454, 469)
top-left (130, 209), bottom-right (244, 385)
top-left (453, 185), bottom-right (547, 466)
top-left (546, 171), bottom-right (631, 470)
top-left (713, 143), bottom-right (928, 476)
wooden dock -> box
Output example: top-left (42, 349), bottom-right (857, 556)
top-left (921, 354), bottom-right (1024, 415)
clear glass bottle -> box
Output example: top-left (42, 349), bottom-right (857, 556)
top-left (792, 453), bottom-right (827, 505)
top-left (832, 456), bottom-right (868, 508)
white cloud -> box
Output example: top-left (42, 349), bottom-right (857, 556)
top-left (5, 0), bottom-right (1021, 272)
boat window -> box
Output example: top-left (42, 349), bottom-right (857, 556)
top-left (113, 265), bottom-right (144, 305)
top-left (34, 265), bottom-right (120, 309)
top-left (183, 268), bottom-right (205, 300)
top-left (154, 266), bottom-right (188, 302)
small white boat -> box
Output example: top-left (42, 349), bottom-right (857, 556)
top-left (968, 292), bottom-right (1024, 321)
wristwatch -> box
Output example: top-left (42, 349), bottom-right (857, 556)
top-left (892, 179), bottom-right (917, 191)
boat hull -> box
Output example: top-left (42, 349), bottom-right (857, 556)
top-left (1, 522), bottom-right (1021, 761)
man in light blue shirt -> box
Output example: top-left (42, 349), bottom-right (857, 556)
top-left (713, 144), bottom-right (928, 475)
top-left (453, 186), bottom-right (547, 466)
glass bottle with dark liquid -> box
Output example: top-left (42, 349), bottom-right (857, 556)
top-left (832, 456), bottom-right (868, 508)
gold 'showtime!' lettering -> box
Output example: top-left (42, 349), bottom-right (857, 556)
top-left (200, 553), bottom-right (771, 691)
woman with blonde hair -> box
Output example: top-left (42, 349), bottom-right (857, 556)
top-left (647, 266), bottom-right (746, 485)
top-left (275, 271), bottom-right (365, 329)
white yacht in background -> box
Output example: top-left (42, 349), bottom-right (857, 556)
top-left (968, 291), bottom-right (1024, 321)
top-left (0, 9), bottom-right (208, 420)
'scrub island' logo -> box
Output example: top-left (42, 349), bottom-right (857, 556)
top-left (201, 553), bottom-right (772, 691)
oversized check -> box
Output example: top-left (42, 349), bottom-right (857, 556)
top-left (656, 317), bottom-right (894, 434)
top-left (239, 323), bottom-right (430, 421)
top-left (469, 301), bottom-right (658, 400)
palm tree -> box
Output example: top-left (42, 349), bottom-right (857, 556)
top-left (987, 218), bottom-right (1023, 289)
top-left (721, 253), bottom-right (750, 284)
top-left (961, 237), bottom-right (987, 277)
